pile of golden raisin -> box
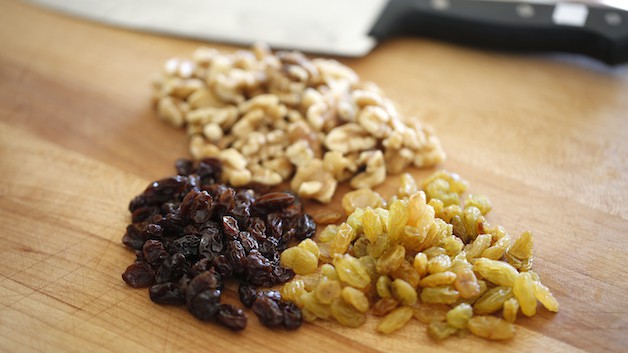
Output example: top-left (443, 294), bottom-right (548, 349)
top-left (280, 170), bottom-right (558, 340)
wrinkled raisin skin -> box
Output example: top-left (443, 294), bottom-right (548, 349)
top-left (121, 158), bottom-right (313, 331)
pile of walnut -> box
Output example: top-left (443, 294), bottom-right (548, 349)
top-left (152, 44), bottom-right (445, 203)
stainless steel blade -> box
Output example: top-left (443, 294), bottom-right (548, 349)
top-left (27, 0), bottom-right (387, 56)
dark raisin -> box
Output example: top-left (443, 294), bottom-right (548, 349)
top-left (212, 255), bottom-right (233, 279)
top-left (296, 214), bottom-right (316, 240)
top-left (237, 231), bottom-right (258, 254)
top-left (225, 239), bottom-right (246, 273)
top-left (213, 188), bottom-right (235, 219)
top-left (252, 295), bottom-right (284, 327)
top-left (185, 270), bottom-right (222, 303)
top-left (251, 192), bottom-right (295, 215)
top-left (266, 213), bottom-right (283, 240)
top-left (170, 234), bottom-right (200, 259)
top-left (246, 217), bottom-right (267, 242)
top-left (155, 253), bottom-right (189, 283)
top-left (197, 158), bottom-right (222, 184)
top-left (122, 261), bottom-right (155, 288)
top-left (180, 190), bottom-right (213, 224)
top-left (175, 158), bottom-right (194, 176)
top-left (149, 282), bottom-right (184, 305)
top-left (282, 302), bottom-right (303, 330)
top-left (188, 289), bottom-right (221, 321)
top-left (122, 158), bottom-right (319, 331)
top-left (238, 283), bottom-right (258, 308)
top-left (242, 250), bottom-right (273, 286)
top-left (222, 215), bottom-right (240, 239)
top-left (122, 224), bottom-right (147, 250)
top-left (143, 240), bottom-right (168, 266)
top-left (198, 227), bottom-right (223, 261)
top-left (215, 304), bottom-right (247, 331)
top-left (189, 258), bottom-right (212, 278)
top-left (132, 206), bottom-right (160, 223)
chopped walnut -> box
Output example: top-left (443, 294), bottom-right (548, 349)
top-left (152, 45), bottom-right (445, 202)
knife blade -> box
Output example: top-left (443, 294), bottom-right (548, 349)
top-left (27, 0), bottom-right (628, 65)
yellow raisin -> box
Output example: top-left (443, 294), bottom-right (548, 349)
top-left (341, 287), bottom-right (370, 313)
top-left (387, 199), bottom-right (409, 243)
top-left (352, 236), bottom-right (370, 258)
top-left (376, 275), bottom-right (393, 298)
top-left (315, 277), bottom-right (342, 304)
top-left (508, 231), bottom-right (534, 260)
top-left (467, 316), bottom-right (515, 341)
top-left (391, 279), bottom-right (418, 306)
top-left (320, 263), bottom-right (339, 280)
top-left (281, 279), bottom-right (306, 306)
top-left (453, 267), bottom-right (481, 299)
top-left (465, 233), bottom-right (492, 260)
top-left (413, 252), bottom-right (428, 277)
top-left (397, 173), bottom-right (418, 198)
top-left (361, 207), bottom-right (383, 243)
top-left (390, 260), bottom-right (421, 288)
top-left (280, 247), bottom-right (318, 275)
top-left (376, 307), bottom-right (414, 334)
top-left (372, 297), bottom-right (399, 316)
top-left (533, 279), bottom-right (559, 312)
top-left (375, 244), bottom-right (405, 274)
top-left (301, 273), bottom-right (321, 291)
top-left (481, 235), bottom-right (509, 260)
top-left (473, 286), bottom-right (513, 315)
top-left (473, 258), bottom-right (519, 286)
top-left (330, 298), bottom-right (367, 328)
top-left (333, 254), bottom-right (371, 289)
top-left (367, 233), bottom-right (390, 258)
top-left (427, 254), bottom-right (451, 274)
top-left (465, 194), bottom-right (492, 215)
top-left (358, 255), bottom-right (378, 280)
top-left (330, 223), bottom-right (356, 255)
top-left (446, 303), bottom-right (473, 329)
top-left (318, 224), bottom-right (338, 243)
top-left (419, 271), bottom-right (457, 288)
top-left (412, 303), bottom-right (448, 324)
top-left (427, 320), bottom-right (458, 341)
top-left (441, 236), bottom-right (464, 257)
top-left (502, 297), bottom-right (519, 323)
top-left (420, 286), bottom-right (460, 304)
top-left (346, 208), bottom-right (365, 234)
top-left (300, 291), bottom-right (331, 320)
top-left (513, 272), bottom-right (537, 316)
top-left (298, 238), bottom-right (320, 259)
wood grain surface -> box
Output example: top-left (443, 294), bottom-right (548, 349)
top-left (1, 1), bottom-right (627, 352)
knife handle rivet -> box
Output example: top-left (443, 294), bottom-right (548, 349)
top-left (517, 4), bottom-right (534, 18)
top-left (516, 4), bottom-right (535, 18)
top-left (605, 12), bottom-right (622, 26)
top-left (431, 0), bottom-right (450, 11)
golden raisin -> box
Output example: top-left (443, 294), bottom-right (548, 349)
top-left (376, 307), bottom-right (414, 334)
top-left (375, 244), bottom-right (405, 274)
top-left (341, 287), bottom-right (370, 313)
top-left (467, 316), bottom-right (515, 340)
top-left (315, 277), bottom-right (342, 304)
top-left (333, 254), bottom-right (371, 289)
top-left (391, 279), bottom-right (418, 306)
top-left (280, 247), bottom-right (318, 275)
top-left (513, 272), bottom-right (537, 316)
top-left (330, 298), bottom-right (367, 328)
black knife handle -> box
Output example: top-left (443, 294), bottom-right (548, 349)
top-left (369, 0), bottom-right (628, 65)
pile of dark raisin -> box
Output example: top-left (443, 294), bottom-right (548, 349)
top-left (121, 158), bottom-right (316, 331)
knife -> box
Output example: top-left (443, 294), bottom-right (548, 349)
top-left (27, 0), bottom-right (628, 65)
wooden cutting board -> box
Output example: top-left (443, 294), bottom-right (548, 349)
top-left (1, 1), bottom-right (627, 352)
